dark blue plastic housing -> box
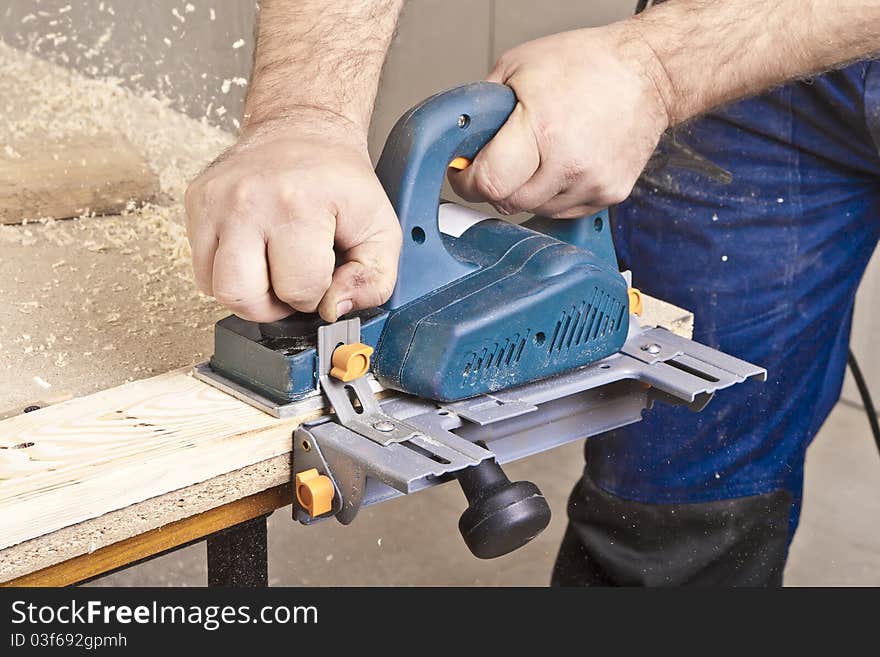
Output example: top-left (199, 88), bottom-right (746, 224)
top-left (371, 82), bottom-right (628, 400)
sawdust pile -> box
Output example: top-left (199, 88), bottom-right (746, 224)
top-left (0, 42), bottom-right (236, 407)
top-left (0, 36), bottom-right (233, 315)
top-left (0, 39), bottom-right (233, 205)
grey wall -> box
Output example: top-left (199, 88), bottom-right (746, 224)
top-left (0, 1), bottom-right (257, 132)
top-left (0, 0), bottom-right (632, 145)
top-left (371, 0), bottom-right (630, 156)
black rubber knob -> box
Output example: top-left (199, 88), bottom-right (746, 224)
top-left (456, 457), bottom-right (551, 559)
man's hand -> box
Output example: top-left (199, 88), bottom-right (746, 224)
top-left (185, 113), bottom-right (401, 323)
top-left (185, 0), bottom-right (404, 323)
top-left (449, 25), bottom-right (670, 219)
top-left (450, 0), bottom-right (880, 218)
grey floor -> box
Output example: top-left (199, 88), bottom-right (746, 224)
top-left (91, 401), bottom-right (880, 587)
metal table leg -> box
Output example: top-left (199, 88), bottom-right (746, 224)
top-left (206, 515), bottom-right (269, 587)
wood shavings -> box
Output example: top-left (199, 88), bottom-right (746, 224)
top-left (32, 377), bottom-right (51, 390)
top-left (0, 41), bottom-right (233, 202)
top-left (0, 44), bottom-right (231, 409)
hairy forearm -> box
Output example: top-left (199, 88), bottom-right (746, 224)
top-left (631, 0), bottom-right (880, 125)
top-left (243, 0), bottom-right (404, 133)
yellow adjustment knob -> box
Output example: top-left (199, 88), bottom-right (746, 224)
top-left (628, 287), bottom-right (644, 316)
top-left (330, 342), bottom-right (374, 382)
top-left (295, 468), bottom-right (334, 518)
top-left (448, 156), bottom-right (471, 171)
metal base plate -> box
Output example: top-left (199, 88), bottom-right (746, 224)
top-left (196, 320), bottom-right (766, 524)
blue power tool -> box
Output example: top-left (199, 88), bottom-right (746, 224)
top-left (196, 83), bottom-right (765, 559)
top-left (208, 82), bottom-right (628, 404)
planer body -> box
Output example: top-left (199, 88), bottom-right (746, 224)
top-left (373, 210), bottom-right (629, 401)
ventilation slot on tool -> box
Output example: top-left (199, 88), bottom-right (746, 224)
top-left (548, 288), bottom-right (627, 354)
top-left (462, 331), bottom-right (530, 380)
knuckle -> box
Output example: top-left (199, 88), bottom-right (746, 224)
top-left (227, 176), bottom-right (264, 212)
top-left (273, 276), bottom-right (331, 308)
top-left (277, 185), bottom-right (312, 214)
top-left (602, 178), bottom-right (634, 205)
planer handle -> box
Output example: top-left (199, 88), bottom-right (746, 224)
top-left (375, 82), bottom-right (516, 310)
top-left (375, 82), bottom-right (620, 310)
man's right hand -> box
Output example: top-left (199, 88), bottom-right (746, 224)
top-left (184, 113), bottom-right (402, 324)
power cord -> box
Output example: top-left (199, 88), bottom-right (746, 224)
top-left (848, 349), bottom-right (880, 456)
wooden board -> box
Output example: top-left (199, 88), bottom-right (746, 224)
top-left (1, 456), bottom-right (293, 584)
top-left (0, 369), bottom-right (319, 552)
top-left (0, 132), bottom-right (159, 224)
top-left (3, 485), bottom-right (290, 587)
top-left (0, 296), bottom-right (693, 583)
top-left (641, 294), bottom-right (694, 339)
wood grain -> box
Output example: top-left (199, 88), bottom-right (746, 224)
top-left (0, 369), bottom-right (321, 551)
top-left (0, 133), bottom-right (159, 224)
top-left (0, 456), bottom-right (292, 584)
top-left (640, 294), bottom-right (694, 339)
top-left (2, 484), bottom-right (290, 587)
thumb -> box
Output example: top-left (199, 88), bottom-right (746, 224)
top-left (447, 103), bottom-right (539, 210)
top-left (317, 224), bottom-right (402, 322)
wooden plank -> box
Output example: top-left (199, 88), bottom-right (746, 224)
top-left (0, 368), bottom-right (322, 551)
top-left (0, 132), bottom-right (159, 224)
top-left (641, 294), bottom-right (694, 339)
top-left (0, 456), bottom-right (292, 583)
top-left (2, 484), bottom-right (290, 587)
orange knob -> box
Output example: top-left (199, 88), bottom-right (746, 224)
top-left (295, 468), bottom-right (334, 517)
top-left (330, 342), bottom-right (373, 382)
top-left (628, 287), bottom-right (643, 316)
top-left (448, 156), bottom-right (471, 171)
